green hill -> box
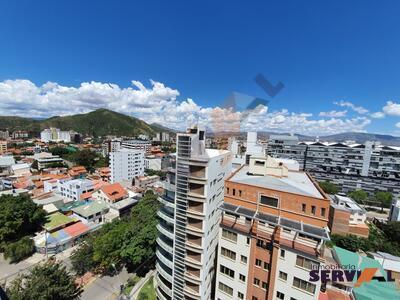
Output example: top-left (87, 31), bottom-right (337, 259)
top-left (0, 108), bottom-right (172, 137)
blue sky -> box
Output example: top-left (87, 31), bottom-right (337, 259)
top-left (1, 0), bottom-right (400, 135)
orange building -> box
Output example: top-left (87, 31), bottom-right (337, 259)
top-left (215, 156), bottom-right (331, 300)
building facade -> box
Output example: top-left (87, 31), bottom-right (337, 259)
top-left (267, 136), bottom-right (400, 196)
top-left (155, 126), bottom-right (232, 300)
top-left (109, 148), bottom-right (144, 183)
top-left (40, 128), bottom-right (71, 143)
top-left (215, 155), bottom-right (330, 300)
top-left (121, 140), bottom-right (152, 155)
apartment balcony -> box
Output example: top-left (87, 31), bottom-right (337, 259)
top-left (158, 195), bottom-right (174, 208)
top-left (187, 201), bottom-right (204, 218)
top-left (158, 208), bottom-right (175, 224)
top-left (188, 183), bottom-right (205, 198)
top-left (157, 222), bottom-right (174, 240)
top-left (156, 248), bottom-right (173, 269)
top-left (185, 234), bottom-right (203, 251)
top-left (185, 250), bottom-right (202, 267)
top-left (188, 165), bottom-right (206, 180)
top-left (156, 274), bottom-right (172, 298)
top-left (183, 282), bottom-right (201, 299)
top-left (156, 236), bottom-right (173, 253)
top-left (156, 261), bottom-right (173, 282)
top-left (185, 265), bottom-right (201, 283)
top-left (186, 217), bottom-right (204, 234)
top-left (156, 287), bottom-right (168, 300)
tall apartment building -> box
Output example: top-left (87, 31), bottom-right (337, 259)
top-left (102, 139), bottom-right (122, 156)
top-left (40, 128), bottom-right (71, 143)
top-left (215, 155), bottom-right (330, 300)
top-left (121, 140), bottom-right (152, 155)
top-left (389, 199), bottom-right (400, 221)
top-left (109, 148), bottom-right (144, 183)
top-left (267, 136), bottom-right (400, 195)
top-left (155, 126), bottom-right (232, 300)
top-left (0, 130), bottom-right (9, 140)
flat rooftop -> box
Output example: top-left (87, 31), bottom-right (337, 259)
top-left (230, 165), bottom-right (324, 199)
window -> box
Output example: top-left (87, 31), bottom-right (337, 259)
top-left (260, 195), bottom-right (278, 207)
top-left (280, 249), bottom-right (285, 258)
top-left (321, 207), bottom-right (326, 217)
top-left (239, 274), bottom-right (246, 282)
top-left (241, 255), bottom-right (247, 264)
top-left (302, 203), bottom-right (306, 212)
top-left (255, 259), bottom-right (262, 267)
top-left (221, 247), bottom-right (236, 260)
top-left (252, 297), bottom-right (258, 300)
top-left (238, 292), bottom-right (244, 299)
top-left (293, 277), bottom-right (316, 294)
top-left (263, 262), bottom-right (269, 270)
top-left (218, 282), bottom-right (233, 296)
top-left (276, 291), bottom-right (285, 300)
top-left (253, 278), bottom-right (260, 286)
top-left (296, 255), bottom-right (319, 270)
top-left (311, 205), bottom-right (316, 215)
top-left (222, 229), bottom-right (237, 242)
top-left (239, 190), bottom-right (242, 197)
top-left (246, 237), bottom-right (250, 245)
top-left (279, 271), bottom-right (288, 281)
top-left (233, 189), bottom-right (236, 196)
top-left (226, 187), bottom-right (229, 194)
top-left (254, 160), bottom-right (265, 166)
top-left (220, 265), bottom-right (235, 278)
top-left (262, 281), bottom-right (268, 289)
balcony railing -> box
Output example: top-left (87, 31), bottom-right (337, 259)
top-left (157, 223), bottom-right (174, 240)
top-left (156, 236), bottom-right (173, 253)
top-left (157, 209), bottom-right (175, 224)
top-left (156, 248), bottom-right (173, 269)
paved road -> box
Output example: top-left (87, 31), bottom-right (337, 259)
top-left (81, 268), bottom-right (130, 300)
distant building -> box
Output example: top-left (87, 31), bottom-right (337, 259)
top-left (328, 194), bottom-right (369, 237)
top-left (389, 199), bottom-right (400, 221)
top-left (0, 130), bottom-right (9, 140)
top-left (12, 130), bottom-right (29, 139)
top-left (57, 178), bottom-right (94, 201)
top-left (40, 128), bottom-right (71, 143)
top-left (67, 166), bottom-right (87, 178)
top-left (102, 139), bottom-right (121, 157)
top-left (110, 148), bottom-right (144, 183)
top-left (134, 175), bottom-right (160, 189)
top-left (267, 135), bottom-right (400, 196)
top-left (0, 141), bottom-right (7, 154)
top-left (145, 155), bottom-right (162, 170)
top-left (121, 139), bottom-right (152, 155)
top-left (37, 155), bottom-right (64, 169)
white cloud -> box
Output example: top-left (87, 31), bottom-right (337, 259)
top-left (334, 100), bottom-right (369, 114)
top-left (370, 111), bottom-right (385, 119)
top-left (0, 79), bottom-right (374, 136)
top-left (396, 122), bottom-right (400, 128)
top-left (319, 110), bottom-right (347, 118)
top-left (383, 101), bottom-right (400, 116)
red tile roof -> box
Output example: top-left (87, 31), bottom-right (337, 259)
top-left (63, 222), bottom-right (89, 238)
top-left (100, 182), bottom-right (128, 202)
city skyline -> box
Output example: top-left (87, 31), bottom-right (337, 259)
top-left (1, 1), bottom-right (400, 135)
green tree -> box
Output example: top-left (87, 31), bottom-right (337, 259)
top-left (0, 194), bottom-right (46, 247)
top-left (8, 260), bottom-right (82, 300)
top-left (318, 181), bottom-right (339, 194)
top-left (374, 191), bottom-right (393, 211)
top-left (70, 239), bottom-right (97, 276)
top-left (3, 237), bottom-right (35, 263)
top-left (31, 160), bottom-right (38, 170)
top-left (50, 146), bottom-right (71, 157)
top-left (348, 189), bottom-right (368, 204)
top-left (382, 221), bottom-right (400, 244)
top-left (69, 149), bottom-right (97, 172)
top-left (120, 191), bottom-right (160, 267)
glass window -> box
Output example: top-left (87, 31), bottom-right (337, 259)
top-left (220, 265), bottom-right (235, 278)
top-left (260, 195), bottom-right (278, 207)
top-left (221, 247), bottom-right (236, 260)
top-left (218, 282), bottom-right (233, 296)
top-left (239, 274), bottom-right (246, 282)
top-left (279, 271), bottom-right (288, 281)
top-left (280, 249), bottom-right (285, 258)
top-left (253, 278), bottom-right (260, 286)
top-left (238, 292), bottom-right (244, 299)
top-left (222, 228), bottom-right (237, 242)
top-left (295, 255), bottom-right (319, 270)
top-left (293, 277), bottom-right (316, 294)
top-left (241, 255), bottom-right (247, 264)
top-left (255, 259), bottom-right (262, 267)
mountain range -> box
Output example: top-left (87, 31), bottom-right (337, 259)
top-left (0, 108), bottom-right (399, 145)
top-left (0, 109), bottom-right (170, 137)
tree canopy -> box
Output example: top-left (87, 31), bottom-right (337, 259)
top-left (8, 260), bottom-right (82, 300)
top-left (0, 194), bottom-right (46, 248)
top-left (71, 191), bottom-right (160, 275)
top-left (318, 181), bottom-right (339, 194)
top-left (348, 189), bottom-right (368, 204)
